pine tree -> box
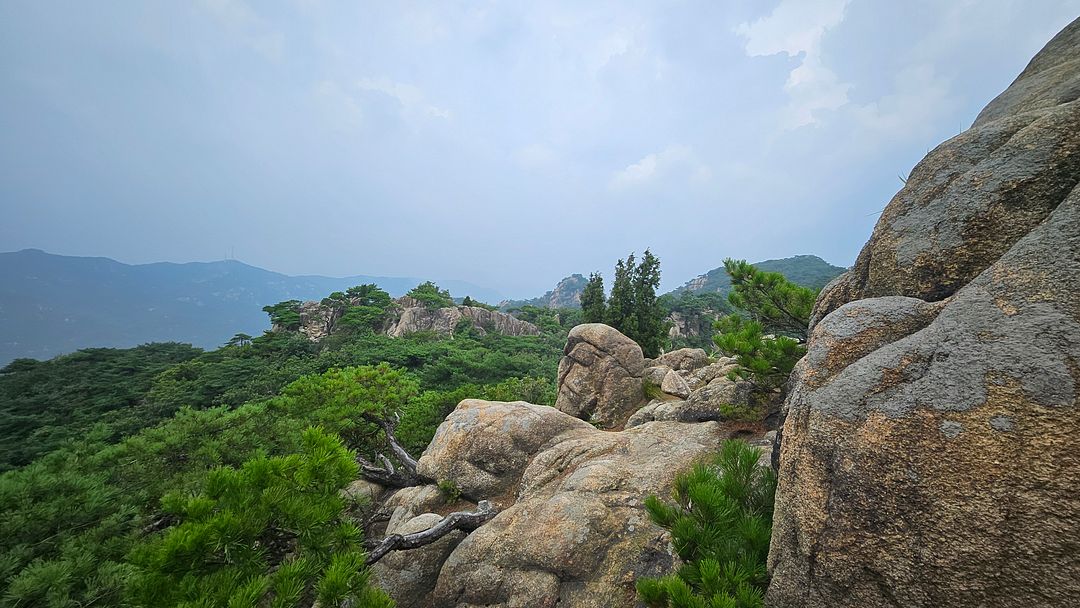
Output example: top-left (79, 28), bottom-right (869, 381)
top-left (580, 272), bottom-right (606, 323)
top-left (632, 249), bottom-right (665, 358)
top-left (606, 254), bottom-right (637, 336)
top-left (636, 440), bottom-right (776, 608)
top-left (713, 259), bottom-right (815, 390)
top-left (723, 259), bottom-right (815, 340)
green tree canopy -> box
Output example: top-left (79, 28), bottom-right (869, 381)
top-left (580, 272), bottom-right (606, 324)
top-left (263, 300), bottom-right (303, 331)
top-left (600, 251), bottom-right (667, 357)
top-left (406, 282), bottom-right (453, 308)
top-left (127, 427), bottom-right (393, 608)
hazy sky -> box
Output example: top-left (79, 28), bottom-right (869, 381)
top-left (2, 1), bottom-right (1077, 297)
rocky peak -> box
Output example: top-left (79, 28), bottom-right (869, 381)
top-left (500, 274), bottom-right (588, 310)
top-left (767, 18), bottom-right (1080, 608)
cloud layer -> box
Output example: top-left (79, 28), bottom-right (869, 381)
top-left (1, 0), bottom-right (1077, 297)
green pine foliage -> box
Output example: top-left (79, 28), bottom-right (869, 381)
top-left (262, 301), bottom-right (304, 331)
top-left (712, 316), bottom-right (805, 391)
top-left (632, 250), bottom-right (666, 358)
top-left (602, 250), bottom-right (668, 357)
top-left (712, 260), bottom-right (815, 391)
top-left (405, 282), bottom-right (454, 308)
top-left (722, 259), bottom-right (816, 341)
top-left (637, 440), bottom-right (777, 608)
top-left (127, 427), bottom-right (391, 608)
top-left (0, 343), bottom-right (202, 471)
top-left (580, 272), bottom-right (606, 323)
top-left (0, 364), bottom-right (415, 608)
top-left (606, 255), bottom-right (637, 337)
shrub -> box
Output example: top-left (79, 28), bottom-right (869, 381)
top-left (643, 378), bottom-right (664, 400)
top-left (126, 427), bottom-right (392, 608)
top-left (713, 315), bottom-right (805, 391)
top-left (637, 439), bottom-right (777, 608)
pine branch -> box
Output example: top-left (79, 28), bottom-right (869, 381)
top-left (365, 500), bottom-right (498, 565)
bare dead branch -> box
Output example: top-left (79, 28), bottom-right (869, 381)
top-left (365, 500), bottom-right (498, 565)
top-left (362, 412), bottom-right (420, 473)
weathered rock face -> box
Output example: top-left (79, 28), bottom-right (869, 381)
top-left (386, 303), bottom-right (540, 338)
top-left (767, 19), bottom-right (1080, 608)
top-left (285, 295), bottom-right (540, 341)
top-left (555, 323), bottom-right (647, 429)
top-left (295, 300), bottom-right (344, 341)
top-left (379, 399), bottom-right (737, 608)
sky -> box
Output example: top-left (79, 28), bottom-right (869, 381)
top-left (1, 1), bottom-right (1077, 298)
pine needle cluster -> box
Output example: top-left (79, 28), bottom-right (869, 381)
top-left (637, 440), bottom-right (777, 608)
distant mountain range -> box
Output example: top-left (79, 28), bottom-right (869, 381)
top-left (670, 255), bottom-right (846, 296)
top-left (0, 249), bottom-right (503, 364)
top-left (506, 255), bottom-right (847, 312)
top-left (0, 250), bottom-right (846, 365)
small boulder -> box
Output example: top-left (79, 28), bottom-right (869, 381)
top-left (417, 399), bottom-right (593, 498)
top-left (654, 348), bottom-right (710, 372)
top-left (555, 323), bottom-right (647, 428)
top-left (660, 369), bottom-right (691, 399)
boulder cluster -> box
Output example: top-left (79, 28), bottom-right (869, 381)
top-left (554, 323), bottom-right (763, 430)
top-left (363, 324), bottom-right (772, 608)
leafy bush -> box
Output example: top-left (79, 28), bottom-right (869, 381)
top-left (643, 378), bottom-right (664, 400)
top-left (637, 440), bottom-right (777, 608)
top-left (437, 479), bottom-right (462, 503)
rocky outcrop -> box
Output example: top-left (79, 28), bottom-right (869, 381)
top-left (284, 295), bottom-right (540, 341)
top-left (555, 324), bottom-right (648, 428)
top-left (376, 399), bottom-right (744, 608)
top-left (767, 19), bottom-right (1080, 608)
top-left (294, 300), bottom-right (344, 341)
top-left (500, 274), bottom-right (588, 310)
top-left (386, 303), bottom-right (540, 338)
top-left (555, 326), bottom-right (761, 429)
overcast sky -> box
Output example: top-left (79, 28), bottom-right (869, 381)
top-left (1, 1), bottom-right (1077, 298)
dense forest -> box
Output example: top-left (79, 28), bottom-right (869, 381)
top-left (0, 280), bottom-right (576, 606)
top-left (0, 257), bottom-right (816, 607)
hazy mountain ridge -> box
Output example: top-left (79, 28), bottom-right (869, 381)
top-left (0, 249), bottom-right (503, 364)
top-left (669, 255), bottom-right (846, 296)
top-left (500, 274), bottom-right (588, 310)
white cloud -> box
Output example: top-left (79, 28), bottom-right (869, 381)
top-left (356, 77), bottom-right (451, 121)
top-left (609, 145), bottom-right (711, 190)
top-left (851, 65), bottom-right (956, 138)
top-left (736, 0), bottom-right (852, 128)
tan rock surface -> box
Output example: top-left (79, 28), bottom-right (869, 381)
top-left (767, 19), bottom-right (1080, 608)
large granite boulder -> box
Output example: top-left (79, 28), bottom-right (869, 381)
top-left (555, 323), bottom-right (648, 428)
top-left (417, 400), bottom-right (592, 499)
top-left (384, 399), bottom-right (733, 608)
top-left (767, 19), bottom-right (1080, 608)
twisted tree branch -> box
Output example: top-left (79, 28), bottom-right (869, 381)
top-left (365, 500), bottom-right (498, 565)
